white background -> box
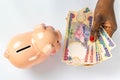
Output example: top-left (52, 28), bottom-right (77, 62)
top-left (0, 0), bottom-right (120, 80)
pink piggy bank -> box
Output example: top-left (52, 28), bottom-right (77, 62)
top-left (4, 24), bottom-right (62, 68)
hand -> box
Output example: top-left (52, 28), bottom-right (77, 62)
top-left (90, 0), bottom-right (117, 41)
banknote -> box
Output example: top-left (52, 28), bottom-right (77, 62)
top-left (67, 42), bottom-right (87, 66)
top-left (63, 8), bottom-right (92, 64)
top-left (84, 43), bottom-right (98, 64)
top-left (63, 7), bottom-right (116, 66)
top-left (99, 27), bottom-right (116, 50)
top-left (98, 32), bottom-right (112, 61)
top-left (95, 40), bottom-right (103, 62)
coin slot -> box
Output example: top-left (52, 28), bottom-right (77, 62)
top-left (16, 45), bottom-right (31, 53)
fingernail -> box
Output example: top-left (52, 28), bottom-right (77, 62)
top-left (90, 35), bottom-right (94, 42)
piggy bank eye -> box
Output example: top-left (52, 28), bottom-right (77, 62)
top-left (57, 40), bottom-right (59, 43)
top-left (16, 45), bottom-right (31, 53)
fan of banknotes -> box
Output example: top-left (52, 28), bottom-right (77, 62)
top-left (63, 7), bottom-right (116, 66)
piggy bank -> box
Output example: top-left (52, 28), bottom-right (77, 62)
top-left (4, 24), bottom-right (62, 68)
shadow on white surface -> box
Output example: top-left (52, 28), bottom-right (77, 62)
top-left (27, 34), bottom-right (120, 79)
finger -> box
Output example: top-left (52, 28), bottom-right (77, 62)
top-left (90, 22), bottom-right (100, 40)
top-left (103, 20), bottom-right (117, 37)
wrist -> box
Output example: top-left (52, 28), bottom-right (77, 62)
top-left (98, 0), bottom-right (114, 5)
top-left (97, 0), bottom-right (114, 8)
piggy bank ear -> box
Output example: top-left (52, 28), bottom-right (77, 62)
top-left (34, 23), bottom-right (46, 31)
